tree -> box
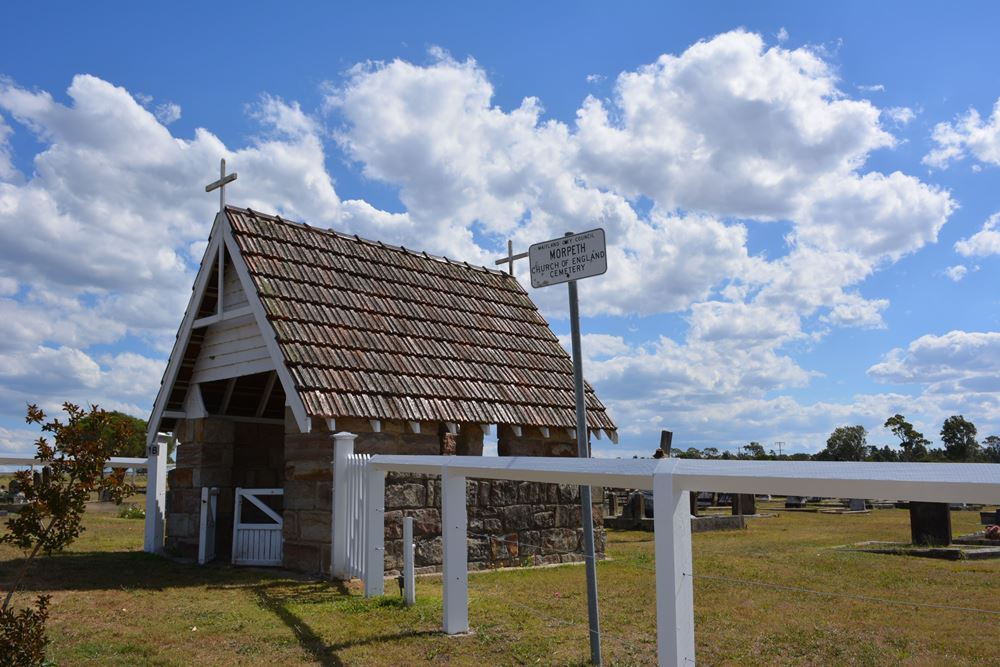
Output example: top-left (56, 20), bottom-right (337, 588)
top-left (701, 447), bottom-right (720, 459)
top-left (79, 410), bottom-right (147, 458)
top-left (677, 447), bottom-right (703, 459)
top-left (1, 403), bottom-right (133, 665)
top-left (940, 415), bottom-right (980, 461)
top-left (868, 444), bottom-right (900, 462)
top-left (818, 425), bottom-right (868, 461)
top-left (742, 442), bottom-right (766, 459)
top-left (883, 414), bottom-right (930, 462)
top-left (983, 435), bottom-right (1000, 464)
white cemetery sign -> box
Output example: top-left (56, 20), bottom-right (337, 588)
top-left (528, 228), bottom-right (607, 288)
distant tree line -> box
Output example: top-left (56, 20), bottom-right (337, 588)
top-left (668, 414), bottom-right (1000, 463)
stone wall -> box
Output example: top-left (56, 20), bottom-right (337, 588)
top-left (497, 424), bottom-right (577, 457)
top-left (382, 472), bottom-right (605, 575)
top-left (165, 418), bottom-right (283, 559)
top-left (167, 411), bottom-right (602, 577)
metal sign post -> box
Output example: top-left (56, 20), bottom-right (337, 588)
top-left (528, 228), bottom-right (608, 666)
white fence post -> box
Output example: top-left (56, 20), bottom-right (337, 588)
top-left (363, 465), bottom-right (386, 597)
top-left (653, 460), bottom-right (695, 667)
top-left (441, 469), bottom-right (469, 634)
top-left (143, 433), bottom-right (169, 553)
top-left (403, 516), bottom-right (416, 607)
top-left (331, 431), bottom-right (357, 579)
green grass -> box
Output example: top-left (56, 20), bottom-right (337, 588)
top-left (2, 501), bottom-right (998, 665)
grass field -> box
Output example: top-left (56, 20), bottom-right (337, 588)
top-left (1, 499), bottom-right (998, 666)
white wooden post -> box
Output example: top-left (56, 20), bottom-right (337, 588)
top-left (143, 433), bottom-right (169, 553)
top-left (653, 460), bottom-right (695, 667)
top-left (331, 431), bottom-right (357, 579)
top-left (198, 486), bottom-right (211, 565)
top-left (231, 487), bottom-right (243, 565)
top-left (403, 516), bottom-right (416, 607)
top-left (441, 469), bottom-right (469, 634)
top-left (363, 466), bottom-right (386, 597)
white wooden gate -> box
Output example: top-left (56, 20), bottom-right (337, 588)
top-left (231, 487), bottom-right (283, 566)
top-left (198, 486), bottom-right (220, 565)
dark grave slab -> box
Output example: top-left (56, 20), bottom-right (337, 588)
top-left (909, 501), bottom-right (952, 546)
top-left (732, 494), bottom-right (756, 516)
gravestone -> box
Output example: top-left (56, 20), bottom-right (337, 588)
top-left (624, 491), bottom-right (645, 520)
top-left (732, 493), bottom-right (756, 516)
top-left (848, 498), bottom-right (866, 512)
top-left (689, 491), bottom-right (699, 517)
top-left (8, 478), bottom-right (20, 496)
top-left (909, 501), bottom-right (952, 546)
top-left (785, 496), bottom-right (806, 508)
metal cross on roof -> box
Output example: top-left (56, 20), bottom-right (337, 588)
top-left (205, 158), bottom-right (237, 213)
top-left (494, 239), bottom-right (528, 275)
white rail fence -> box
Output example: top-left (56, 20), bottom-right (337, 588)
top-left (361, 455), bottom-right (1000, 667)
top-left (331, 432), bottom-right (372, 580)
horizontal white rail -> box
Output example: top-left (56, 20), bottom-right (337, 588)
top-left (366, 455), bottom-right (1000, 504)
top-left (0, 454), bottom-right (167, 469)
top-left (365, 454), bottom-right (1000, 667)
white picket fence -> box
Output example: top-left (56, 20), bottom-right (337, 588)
top-left (331, 432), bottom-right (372, 580)
top-left (343, 452), bottom-right (371, 579)
top-left (361, 454), bottom-right (1000, 667)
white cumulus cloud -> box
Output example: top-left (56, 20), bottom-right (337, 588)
top-left (955, 212), bottom-right (1000, 257)
top-left (925, 97), bottom-right (1000, 168)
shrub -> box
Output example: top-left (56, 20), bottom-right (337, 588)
top-left (118, 504), bottom-right (145, 520)
top-left (0, 596), bottom-right (50, 667)
top-left (1, 403), bottom-right (136, 666)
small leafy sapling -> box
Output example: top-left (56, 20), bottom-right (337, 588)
top-left (1, 403), bottom-right (136, 666)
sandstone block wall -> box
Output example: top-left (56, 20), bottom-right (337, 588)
top-left (167, 411), bottom-right (603, 577)
top-left (382, 472), bottom-right (605, 575)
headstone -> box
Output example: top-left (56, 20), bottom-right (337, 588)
top-left (785, 496), bottom-right (806, 509)
top-left (659, 430), bottom-right (673, 453)
top-left (607, 492), bottom-right (618, 517)
top-left (717, 493), bottom-right (733, 507)
top-left (689, 491), bottom-right (699, 517)
top-left (909, 501), bottom-right (952, 546)
top-left (848, 498), bottom-right (866, 512)
top-left (8, 478), bottom-right (20, 496)
top-left (732, 494), bottom-right (756, 516)
top-left (32, 471), bottom-right (41, 487)
top-left (624, 491), bottom-right (645, 520)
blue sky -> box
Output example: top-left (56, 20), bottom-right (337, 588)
top-left (2, 2), bottom-right (1000, 457)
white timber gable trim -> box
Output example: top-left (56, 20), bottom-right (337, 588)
top-left (190, 312), bottom-right (273, 384)
top-left (223, 220), bottom-right (312, 434)
top-left (146, 211), bottom-right (313, 442)
top-left (146, 212), bottom-right (227, 447)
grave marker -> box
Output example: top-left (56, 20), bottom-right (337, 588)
top-left (910, 501), bottom-right (952, 546)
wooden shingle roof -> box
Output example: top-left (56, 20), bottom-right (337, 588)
top-left (226, 206), bottom-right (617, 433)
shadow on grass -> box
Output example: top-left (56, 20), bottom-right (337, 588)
top-left (0, 549), bottom-right (295, 592)
top-left (3, 549), bottom-right (444, 664)
top-left (252, 583), bottom-right (439, 666)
